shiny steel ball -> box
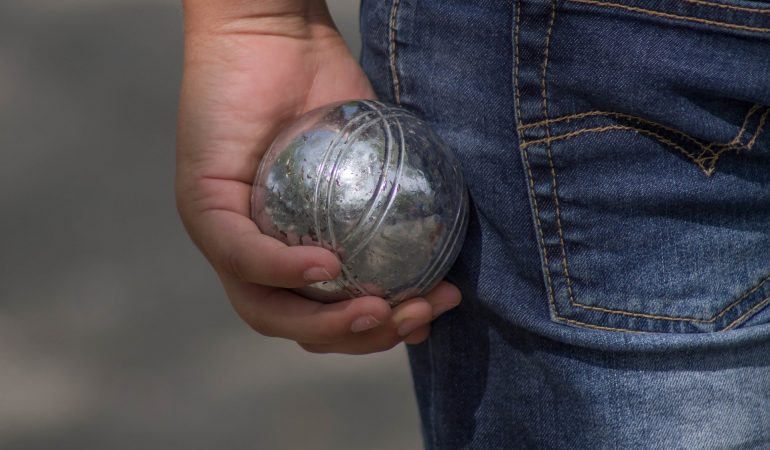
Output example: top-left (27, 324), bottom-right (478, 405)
top-left (251, 100), bottom-right (468, 306)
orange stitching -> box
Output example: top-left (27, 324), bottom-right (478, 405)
top-left (388, 0), bottom-right (402, 105)
top-left (522, 110), bottom-right (716, 150)
top-left (556, 316), bottom-right (649, 333)
top-left (567, 0), bottom-right (770, 33)
top-left (520, 107), bottom-right (761, 153)
top-left (525, 121), bottom-right (770, 325)
top-left (571, 274), bottom-right (770, 323)
top-left (519, 111), bottom-right (598, 130)
top-left (702, 104), bottom-right (760, 167)
top-left (516, 0), bottom-right (768, 333)
top-left (709, 106), bottom-right (768, 165)
top-left (519, 105), bottom-right (766, 174)
top-left (528, 0), bottom-right (635, 334)
top-left (709, 104), bottom-right (762, 149)
top-left (541, 0), bottom-right (556, 132)
top-left (520, 124), bottom-right (703, 164)
top-left (521, 141), bottom-right (560, 317)
top-left (542, 1), bottom-right (581, 315)
top-left (515, 0), bottom-right (559, 318)
top-left (724, 295), bottom-right (770, 331)
top-left (521, 127), bottom-right (606, 149)
top-left (519, 118), bottom-right (770, 176)
top-left (681, 0), bottom-right (770, 14)
top-left (747, 107), bottom-right (769, 149)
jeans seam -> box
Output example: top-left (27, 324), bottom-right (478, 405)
top-left (581, 275), bottom-right (770, 323)
top-left (568, 0), bottom-right (770, 33)
top-left (725, 294), bottom-right (770, 330)
top-left (519, 106), bottom-right (770, 176)
top-left (747, 107), bottom-right (770, 148)
top-left (388, 0), bottom-right (402, 105)
top-left (707, 104), bottom-right (764, 149)
top-left (515, 0), bottom-right (560, 320)
top-left (523, 125), bottom-right (707, 166)
top-left (542, 0), bottom-right (581, 324)
top-left (556, 291), bottom-right (770, 333)
top-left (519, 106), bottom-right (759, 148)
top-left (682, 0), bottom-right (770, 14)
top-left (559, 317), bottom-right (649, 332)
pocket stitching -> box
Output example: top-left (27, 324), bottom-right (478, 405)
top-left (571, 275), bottom-right (770, 323)
top-left (543, 0), bottom-right (584, 325)
top-left (528, 121), bottom-right (770, 325)
top-left (706, 103), bottom-right (765, 151)
top-left (725, 294), bottom-right (770, 329)
top-left (520, 105), bottom-right (761, 151)
top-left (522, 0), bottom-right (770, 332)
top-left (746, 107), bottom-right (770, 148)
top-left (568, 0), bottom-right (770, 33)
top-left (515, 0), bottom-right (561, 321)
top-left (519, 106), bottom-right (770, 176)
top-left (682, 0), bottom-right (770, 14)
top-left (522, 125), bottom-right (703, 166)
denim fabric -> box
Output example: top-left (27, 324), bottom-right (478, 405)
top-left (360, 0), bottom-right (770, 448)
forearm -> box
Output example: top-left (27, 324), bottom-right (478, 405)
top-left (182, 0), bottom-right (334, 37)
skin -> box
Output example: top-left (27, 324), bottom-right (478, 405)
top-left (176, 0), bottom-right (462, 354)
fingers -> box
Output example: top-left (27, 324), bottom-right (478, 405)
top-left (296, 323), bottom-right (431, 355)
top-left (224, 264), bottom-right (463, 354)
top-left (422, 281), bottom-right (462, 319)
top-left (195, 207), bottom-right (341, 288)
top-left (290, 285), bottom-right (460, 354)
top-left (295, 283), bottom-right (461, 354)
top-left (391, 296), bottom-right (435, 338)
top-left (224, 277), bottom-right (393, 344)
top-left (305, 299), bottom-right (435, 353)
top-left (403, 324), bottom-right (431, 345)
top-left (227, 231), bottom-right (341, 288)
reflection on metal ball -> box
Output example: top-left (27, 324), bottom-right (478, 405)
top-left (251, 100), bottom-right (468, 306)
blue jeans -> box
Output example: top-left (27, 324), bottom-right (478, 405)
top-left (360, 0), bottom-right (770, 448)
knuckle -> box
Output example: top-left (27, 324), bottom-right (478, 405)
top-left (263, 260), bottom-right (288, 285)
top-left (226, 246), bottom-right (247, 281)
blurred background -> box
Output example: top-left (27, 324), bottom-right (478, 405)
top-left (0, 1), bottom-right (422, 449)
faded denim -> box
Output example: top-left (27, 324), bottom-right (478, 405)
top-left (360, 0), bottom-right (770, 448)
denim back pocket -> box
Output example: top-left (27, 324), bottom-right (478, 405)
top-left (515, 0), bottom-right (770, 332)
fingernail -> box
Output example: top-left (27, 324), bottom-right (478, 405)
top-left (432, 301), bottom-right (460, 319)
top-left (397, 318), bottom-right (424, 337)
top-left (351, 315), bottom-right (381, 333)
top-left (303, 267), bottom-right (333, 282)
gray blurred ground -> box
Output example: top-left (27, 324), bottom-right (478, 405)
top-left (0, 1), bottom-right (422, 448)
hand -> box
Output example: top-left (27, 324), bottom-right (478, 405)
top-left (176, 0), bottom-right (461, 354)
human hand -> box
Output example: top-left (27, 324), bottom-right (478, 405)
top-left (175, 0), bottom-right (461, 354)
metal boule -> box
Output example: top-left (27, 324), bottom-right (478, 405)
top-left (251, 100), bottom-right (468, 306)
